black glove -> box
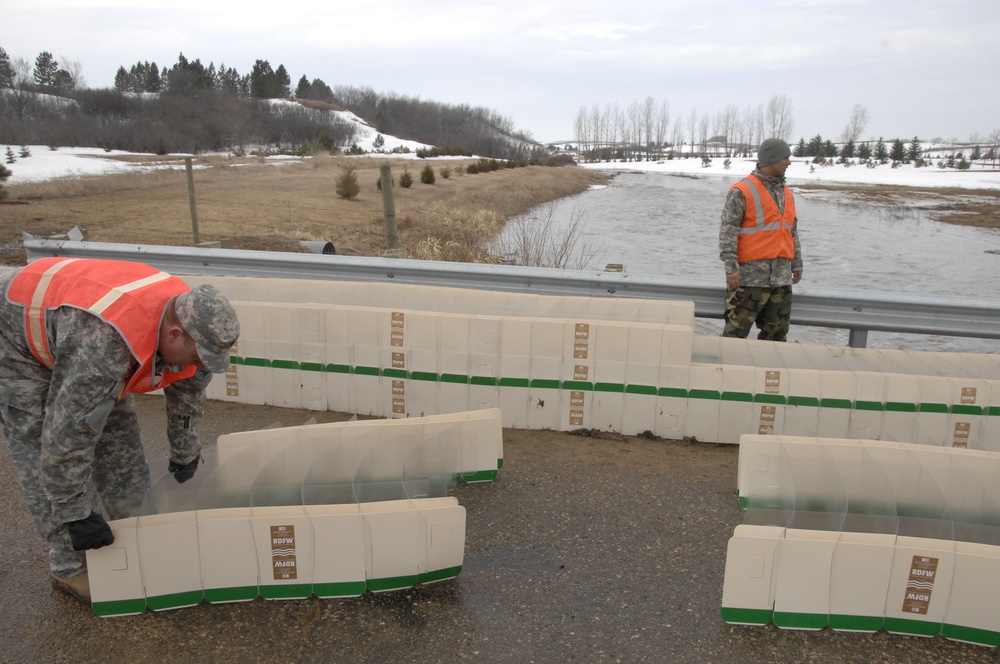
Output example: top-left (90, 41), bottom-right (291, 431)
top-left (66, 512), bottom-right (115, 551)
top-left (168, 455), bottom-right (201, 484)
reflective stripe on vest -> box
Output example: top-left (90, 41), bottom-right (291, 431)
top-left (733, 175), bottom-right (796, 262)
top-left (6, 258), bottom-right (196, 396)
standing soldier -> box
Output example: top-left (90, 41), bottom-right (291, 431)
top-left (719, 138), bottom-right (803, 341)
top-left (0, 257), bottom-right (239, 604)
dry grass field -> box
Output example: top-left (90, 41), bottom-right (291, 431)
top-left (0, 154), bottom-right (608, 265)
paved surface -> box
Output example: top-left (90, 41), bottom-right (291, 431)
top-left (0, 397), bottom-right (992, 663)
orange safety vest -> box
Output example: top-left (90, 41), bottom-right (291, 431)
top-left (5, 257), bottom-right (197, 397)
top-left (732, 174), bottom-right (796, 263)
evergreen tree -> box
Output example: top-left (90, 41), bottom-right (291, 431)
top-left (114, 66), bottom-right (131, 92)
top-left (0, 162), bottom-right (11, 202)
top-left (805, 134), bottom-right (823, 158)
top-left (273, 64), bottom-right (291, 98)
top-left (839, 140), bottom-right (855, 160)
top-left (858, 142), bottom-right (872, 161)
top-left (145, 62), bottom-right (162, 92)
top-left (420, 163), bottom-right (436, 184)
top-left (875, 137), bottom-right (888, 162)
top-left (250, 59), bottom-right (275, 98)
top-left (295, 75), bottom-right (311, 99)
top-left (0, 47), bottom-right (13, 88)
top-left (335, 164), bottom-right (361, 200)
top-left (33, 51), bottom-right (60, 87)
top-left (823, 140), bottom-right (837, 158)
top-left (889, 138), bottom-right (906, 162)
top-left (907, 136), bottom-right (922, 163)
top-left (794, 137), bottom-right (806, 157)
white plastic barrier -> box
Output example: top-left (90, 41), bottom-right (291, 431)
top-left (87, 409), bottom-right (500, 617)
top-left (724, 435), bottom-right (1000, 647)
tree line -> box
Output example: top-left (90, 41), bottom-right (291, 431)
top-left (572, 96), bottom-right (1000, 169)
top-left (0, 47), bottom-right (542, 160)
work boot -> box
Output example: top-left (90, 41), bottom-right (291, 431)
top-left (51, 570), bottom-right (91, 605)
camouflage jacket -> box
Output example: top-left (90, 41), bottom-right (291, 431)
top-left (0, 269), bottom-right (210, 523)
top-left (718, 168), bottom-right (803, 287)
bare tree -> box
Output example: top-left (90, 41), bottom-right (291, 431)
top-left (687, 109), bottom-right (697, 154)
top-left (841, 103), bottom-right (870, 144)
top-left (59, 56), bottom-right (85, 91)
top-left (764, 93), bottom-right (795, 141)
top-left (654, 98), bottom-right (670, 160)
top-left (642, 96), bottom-right (656, 159)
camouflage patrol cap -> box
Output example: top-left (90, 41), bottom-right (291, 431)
top-left (174, 284), bottom-right (240, 373)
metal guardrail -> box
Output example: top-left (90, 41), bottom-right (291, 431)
top-left (22, 237), bottom-right (1000, 348)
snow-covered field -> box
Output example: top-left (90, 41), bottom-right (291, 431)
top-left (4, 128), bottom-right (999, 191)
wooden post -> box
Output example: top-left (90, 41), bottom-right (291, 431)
top-left (380, 165), bottom-right (407, 258)
top-left (186, 157), bottom-right (201, 245)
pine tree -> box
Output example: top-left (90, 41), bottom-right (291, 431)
top-left (0, 47), bottom-right (13, 88)
top-left (794, 137), bottom-right (806, 157)
top-left (420, 163), bottom-right (436, 184)
top-left (889, 138), bottom-right (907, 162)
top-left (33, 51), bottom-right (60, 88)
top-left (0, 162), bottom-right (11, 201)
top-left (335, 164), bottom-right (361, 200)
top-left (399, 169), bottom-right (414, 188)
top-left (875, 137), bottom-right (888, 163)
top-left (907, 136), bottom-right (922, 163)
top-left (5, 146), bottom-right (16, 163)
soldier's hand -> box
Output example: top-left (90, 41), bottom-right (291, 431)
top-left (66, 512), bottom-right (115, 551)
top-left (168, 455), bottom-right (201, 484)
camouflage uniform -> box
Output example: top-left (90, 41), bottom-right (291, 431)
top-left (718, 168), bottom-right (803, 341)
top-left (0, 268), bottom-right (211, 578)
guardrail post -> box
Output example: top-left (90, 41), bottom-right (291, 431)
top-left (380, 165), bottom-right (407, 259)
top-left (185, 157), bottom-right (200, 246)
top-left (848, 328), bottom-right (869, 348)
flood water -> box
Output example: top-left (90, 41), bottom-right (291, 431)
top-left (500, 170), bottom-right (1000, 354)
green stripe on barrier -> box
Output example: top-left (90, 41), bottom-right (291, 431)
top-left (313, 581), bottom-right (367, 598)
top-left (720, 607), bottom-right (772, 625)
top-left (259, 584), bottom-right (312, 600)
top-left (91, 598), bottom-right (147, 617)
top-left (228, 359), bottom-right (950, 420)
top-left (367, 574), bottom-right (419, 593)
top-left (499, 377), bottom-right (530, 388)
top-left (942, 623), bottom-right (1000, 647)
top-left (411, 371), bottom-right (438, 382)
top-left (951, 404), bottom-right (983, 415)
top-left (820, 398), bottom-right (852, 409)
top-left (530, 379), bottom-right (560, 389)
top-left (145, 590), bottom-right (204, 611)
top-left (788, 396), bottom-right (819, 407)
top-left (418, 565), bottom-right (462, 585)
top-left (203, 586), bottom-right (259, 603)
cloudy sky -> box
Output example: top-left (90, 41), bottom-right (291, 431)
top-left (5, 0), bottom-right (998, 143)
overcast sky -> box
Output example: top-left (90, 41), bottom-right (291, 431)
top-left (6, 0), bottom-right (998, 143)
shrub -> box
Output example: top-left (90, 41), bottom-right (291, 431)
top-left (335, 164), bottom-right (361, 200)
top-left (399, 168), bottom-right (413, 188)
top-left (440, 166), bottom-right (451, 179)
top-left (420, 164), bottom-right (436, 184)
top-left (0, 163), bottom-right (11, 201)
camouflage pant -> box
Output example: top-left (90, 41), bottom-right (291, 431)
top-left (0, 396), bottom-right (149, 578)
top-left (722, 285), bottom-right (793, 342)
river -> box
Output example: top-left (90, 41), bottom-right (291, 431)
top-left (499, 170), bottom-right (1000, 354)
